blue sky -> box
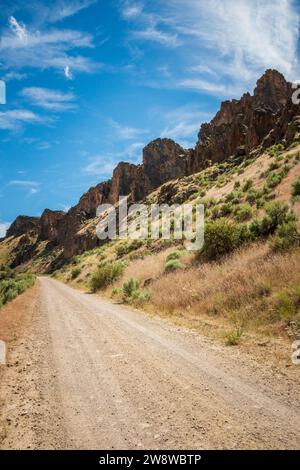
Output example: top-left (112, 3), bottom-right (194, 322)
top-left (0, 0), bottom-right (299, 235)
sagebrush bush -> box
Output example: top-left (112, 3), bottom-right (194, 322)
top-left (292, 177), bottom-right (300, 197)
top-left (71, 267), bottom-right (81, 279)
top-left (166, 250), bottom-right (182, 262)
top-left (90, 262), bottom-right (125, 292)
top-left (276, 291), bottom-right (297, 320)
top-left (250, 202), bottom-right (295, 238)
top-left (165, 259), bottom-right (186, 272)
top-left (0, 272), bottom-right (36, 307)
top-left (234, 203), bottom-right (253, 222)
top-left (270, 221), bottom-right (300, 251)
top-left (122, 278), bottom-right (151, 305)
top-left (242, 179), bottom-right (253, 192)
top-left (116, 239), bottom-right (144, 258)
top-left (202, 218), bottom-right (250, 260)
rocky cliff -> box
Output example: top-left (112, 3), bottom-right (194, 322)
top-left (6, 216), bottom-right (40, 239)
top-left (194, 69), bottom-right (292, 167)
top-left (4, 69), bottom-right (300, 262)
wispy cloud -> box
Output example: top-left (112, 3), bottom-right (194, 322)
top-left (83, 141), bottom-right (145, 177)
top-left (0, 13), bottom-right (99, 75)
top-left (121, 0), bottom-right (300, 96)
top-left (0, 109), bottom-right (44, 131)
top-left (45, 0), bottom-right (97, 23)
top-left (109, 119), bottom-right (148, 140)
top-left (159, 104), bottom-right (212, 147)
top-left (20, 87), bottom-right (77, 111)
top-left (8, 179), bottom-right (40, 196)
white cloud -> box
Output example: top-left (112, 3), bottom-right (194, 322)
top-left (0, 15), bottom-right (99, 75)
top-left (9, 16), bottom-right (28, 42)
top-left (83, 142), bottom-right (145, 177)
top-left (20, 87), bottom-right (76, 111)
top-left (46, 0), bottom-right (97, 23)
top-left (64, 65), bottom-right (73, 80)
top-left (132, 27), bottom-right (181, 47)
top-left (84, 156), bottom-right (116, 177)
top-left (160, 105), bottom-right (212, 146)
top-left (8, 180), bottom-right (40, 188)
top-left (0, 222), bottom-right (10, 238)
top-left (1, 71), bottom-right (27, 81)
top-left (121, 2), bottom-right (143, 19)
top-left (0, 109), bottom-right (44, 131)
top-left (121, 0), bottom-right (300, 96)
top-left (8, 180), bottom-right (40, 196)
top-left (109, 119), bottom-right (148, 140)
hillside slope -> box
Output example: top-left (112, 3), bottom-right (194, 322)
top-left (1, 69), bottom-right (300, 354)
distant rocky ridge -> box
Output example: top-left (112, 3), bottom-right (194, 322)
top-left (5, 69), bottom-right (300, 261)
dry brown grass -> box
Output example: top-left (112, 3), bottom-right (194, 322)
top-left (143, 243), bottom-right (300, 337)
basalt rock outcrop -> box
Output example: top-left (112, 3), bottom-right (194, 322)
top-left (6, 216), bottom-right (40, 239)
top-left (194, 69), bottom-right (292, 168)
top-left (38, 209), bottom-right (65, 242)
top-left (4, 69), bottom-right (300, 262)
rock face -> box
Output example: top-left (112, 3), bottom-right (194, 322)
top-left (6, 216), bottom-right (40, 238)
top-left (38, 209), bottom-right (65, 242)
top-left (142, 139), bottom-right (190, 189)
top-left (5, 69), bottom-right (300, 262)
top-left (194, 70), bottom-right (292, 167)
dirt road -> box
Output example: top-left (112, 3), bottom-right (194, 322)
top-left (0, 276), bottom-right (300, 449)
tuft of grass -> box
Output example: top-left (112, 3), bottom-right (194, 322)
top-left (225, 327), bottom-right (244, 346)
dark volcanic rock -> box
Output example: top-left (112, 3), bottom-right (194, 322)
top-left (38, 209), bottom-right (65, 242)
top-left (6, 216), bottom-right (40, 238)
top-left (194, 69), bottom-right (291, 168)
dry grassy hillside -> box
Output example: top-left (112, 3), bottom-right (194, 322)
top-left (31, 143), bottom-right (300, 360)
top-left (1, 142), bottom-right (300, 363)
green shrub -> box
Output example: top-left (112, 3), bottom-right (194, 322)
top-left (267, 172), bottom-right (282, 188)
top-left (234, 203), bottom-right (253, 222)
top-left (71, 267), bottom-right (81, 279)
top-left (166, 250), bottom-right (182, 262)
top-left (225, 327), bottom-right (244, 346)
top-left (269, 161), bottom-right (280, 171)
top-left (250, 202), bottom-right (295, 238)
top-left (165, 259), bottom-right (186, 272)
top-left (292, 177), bottom-right (300, 197)
top-left (202, 218), bottom-right (248, 260)
top-left (270, 221), bottom-right (299, 251)
top-left (122, 278), bottom-right (151, 305)
top-left (123, 278), bottom-right (140, 298)
top-left (246, 188), bottom-right (263, 205)
top-left (0, 273), bottom-right (36, 306)
top-left (116, 239), bottom-right (144, 258)
top-left (90, 262), bottom-right (125, 292)
top-left (242, 179), bottom-right (253, 192)
top-left (276, 291), bottom-right (297, 320)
